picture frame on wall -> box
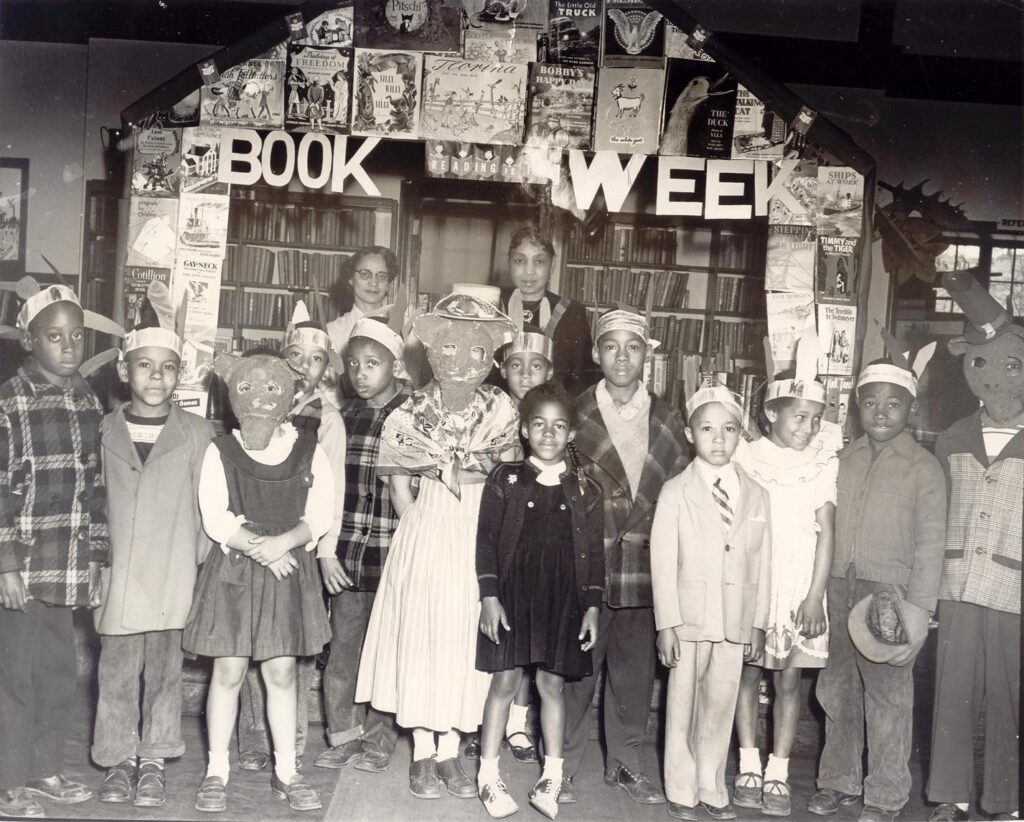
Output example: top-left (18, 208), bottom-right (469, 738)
top-left (0, 158), bottom-right (29, 280)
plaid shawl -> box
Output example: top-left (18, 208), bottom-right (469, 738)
top-left (0, 365), bottom-right (108, 606)
top-left (573, 386), bottom-right (689, 608)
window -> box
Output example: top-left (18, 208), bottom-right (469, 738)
top-left (932, 242), bottom-right (980, 314)
top-left (989, 246), bottom-right (1024, 316)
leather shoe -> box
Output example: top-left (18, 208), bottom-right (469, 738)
top-left (733, 771), bottom-right (762, 809)
top-left (194, 775), bottom-right (227, 813)
top-left (409, 756), bottom-right (442, 799)
top-left (668, 801), bottom-right (699, 820)
top-left (314, 738), bottom-right (364, 769)
top-left (928, 805), bottom-right (969, 822)
top-left (0, 788), bottom-right (44, 818)
top-left (859, 806), bottom-right (898, 822)
top-left (701, 801), bottom-right (738, 820)
top-left (134, 761), bottom-right (166, 808)
top-left (556, 775), bottom-right (577, 804)
top-left (23, 774), bottom-right (93, 804)
top-left (463, 732), bottom-right (481, 760)
top-left (237, 750), bottom-right (269, 771)
top-left (98, 760), bottom-right (136, 803)
top-left (271, 771), bottom-right (321, 812)
top-left (352, 749), bottom-right (391, 773)
top-left (436, 757), bottom-right (477, 798)
top-left (809, 788), bottom-right (861, 816)
top-left (761, 780), bottom-right (791, 817)
top-left (502, 732), bottom-right (540, 763)
top-left (604, 765), bottom-right (666, 804)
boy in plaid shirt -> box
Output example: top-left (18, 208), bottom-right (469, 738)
top-left (315, 314), bottom-right (408, 774)
top-left (0, 286), bottom-right (107, 818)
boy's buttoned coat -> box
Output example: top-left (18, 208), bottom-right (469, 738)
top-left (94, 404), bottom-right (214, 635)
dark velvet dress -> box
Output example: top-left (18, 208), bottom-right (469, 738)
top-left (476, 482), bottom-right (592, 680)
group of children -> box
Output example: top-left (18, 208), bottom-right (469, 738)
top-left (0, 257), bottom-right (1018, 822)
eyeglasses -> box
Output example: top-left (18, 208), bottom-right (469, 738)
top-left (354, 269), bottom-right (390, 284)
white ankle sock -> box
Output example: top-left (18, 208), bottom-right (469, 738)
top-left (542, 756), bottom-right (563, 783)
top-left (738, 747), bottom-right (762, 776)
top-left (436, 730), bottom-right (460, 762)
top-left (764, 754), bottom-right (789, 783)
top-left (274, 749), bottom-right (296, 784)
top-left (206, 750), bottom-right (230, 783)
top-left (954, 804), bottom-right (969, 812)
top-left (506, 704), bottom-right (528, 737)
top-left (478, 756), bottom-right (500, 786)
top-left (412, 728), bottom-right (436, 762)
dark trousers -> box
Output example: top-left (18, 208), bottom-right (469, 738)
top-left (816, 576), bottom-right (915, 811)
top-left (92, 630), bottom-right (185, 767)
top-left (322, 589), bottom-right (397, 754)
top-left (237, 656), bottom-right (315, 757)
top-left (0, 601), bottom-right (76, 790)
top-left (562, 604), bottom-right (656, 778)
top-left (926, 600), bottom-right (1020, 815)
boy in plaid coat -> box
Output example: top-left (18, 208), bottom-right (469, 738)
top-left (560, 309), bottom-right (689, 806)
top-left (0, 286), bottom-right (107, 818)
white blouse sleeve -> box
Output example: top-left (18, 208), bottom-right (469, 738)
top-left (301, 443), bottom-right (336, 551)
top-left (198, 443), bottom-right (247, 554)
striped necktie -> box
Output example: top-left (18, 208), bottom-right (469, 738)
top-left (713, 477), bottom-right (733, 531)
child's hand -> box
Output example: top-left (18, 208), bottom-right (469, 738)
top-left (319, 557), bottom-right (353, 595)
top-left (267, 554), bottom-right (299, 581)
top-left (88, 561), bottom-right (103, 609)
top-left (656, 627), bottom-right (680, 668)
top-left (744, 628), bottom-right (765, 662)
top-left (242, 534), bottom-right (292, 566)
top-left (479, 597), bottom-right (509, 645)
top-left (0, 570), bottom-right (27, 611)
top-left (795, 597), bottom-right (827, 638)
top-left (579, 606), bottom-right (600, 652)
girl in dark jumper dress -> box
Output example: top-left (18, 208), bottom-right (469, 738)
top-left (475, 383), bottom-right (605, 819)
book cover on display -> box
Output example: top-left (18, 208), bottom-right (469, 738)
top-left (175, 192), bottom-right (229, 265)
top-left (546, 0), bottom-right (601, 65)
top-left (123, 266), bottom-right (172, 330)
top-left (463, 22), bottom-right (538, 63)
top-left (817, 302), bottom-right (857, 376)
top-left (524, 63), bottom-right (595, 149)
top-left (147, 90), bottom-right (201, 128)
top-left (130, 127), bottom-right (181, 197)
top-left (768, 159), bottom-right (818, 226)
top-left (285, 45), bottom-right (352, 133)
top-left (602, 0), bottom-right (664, 66)
top-left (465, 0), bottom-right (547, 28)
top-left (425, 141), bottom-right (560, 183)
top-left (731, 84), bottom-right (787, 160)
top-left (200, 58), bottom-right (286, 129)
top-left (817, 166), bottom-right (864, 237)
top-left (816, 234), bottom-right (861, 302)
top-left (766, 290), bottom-right (815, 369)
top-left (180, 127), bottom-right (229, 195)
top-left (351, 49), bottom-right (423, 139)
top-left (659, 58), bottom-right (737, 158)
top-left (126, 197), bottom-right (178, 269)
top-left (353, 0), bottom-right (462, 52)
top-left (420, 56), bottom-right (527, 144)
top-left (300, 6), bottom-right (354, 47)
top-left (765, 224), bottom-right (816, 293)
top-left (592, 66), bottom-right (664, 154)
top-left (823, 375), bottom-right (854, 427)
top-left (663, 24), bottom-right (713, 60)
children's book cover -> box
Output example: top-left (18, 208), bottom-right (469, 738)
top-left (130, 126), bottom-right (181, 197)
top-left (420, 56), bottom-right (527, 144)
top-left (200, 58), bottom-right (286, 129)
top-left (286, 45), bottom-right (352, 134)
top-left (768, 159), bottom-right (818, 226)
top-left (816, 165), bottom-right (864, 237)
top-left (546, 0), bottom-right (601, 65)
top-left (463, 21), bottom-right (538, 64)
top-left (766, 290), bottom-right (815, 370)
top-left (180, 127), bottom-right (229, 195)
top-left (764, 224), bottom-right (816, 293)
top-left (464, 0), bottom-right (548, 29)
top-left (817, 302), bottom-right (857, 376)
top-left (659, 57), bottom-right (737, 158)
top-left (823, 375), bottom-right (854, 427)
top-left (525, 63), bottom-right (595, 149)
top-left (353, 0), bottom-right (462, 52)
top-left (816, 234), bottom-right (861, 302)
top-left (663, 24), bottom-right (713, 60)
top-left (425, 140), bottom-right (560, 183)
top-left (301, 6), bottom-right (354, 47)
top-left (351, 49), bottom-right (423, 139)
top-left (592, 66), bottom-right (664, 154)
top-left (174, 192), bottom-right (229, 265)
top-left (602, 0), bottom-right (664, 67)
top-left (731, 84), bottom-right (787, 160)
top-left (123, 266), bottom-right (172, 330)
top-left (146, 90), bottom-right (201, 128)
top-left (126, 196), bottom-right (178, 269)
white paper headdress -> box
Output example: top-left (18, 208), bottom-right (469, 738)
top-left (764, 329), bottom-right (827, 405)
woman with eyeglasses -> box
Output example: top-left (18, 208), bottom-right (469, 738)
top-left (327, 246), bottom-right (400, 353)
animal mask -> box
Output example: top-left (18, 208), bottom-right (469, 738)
top-left (213, 353), bottom-right (298, 450)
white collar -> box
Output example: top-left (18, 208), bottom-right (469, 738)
top-left (596, 379), bottom-right (650, 421)
top-left (528, 456), bottom-right (566, 486)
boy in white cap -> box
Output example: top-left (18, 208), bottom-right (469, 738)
top-left (651, 382), bottom-right (772, 820)
top-left (93, 316), bottom-right (215, 808)
top-left (810, 351), bottom-right (947, 822)
top-left (0, 286), bottom-right (106, 817)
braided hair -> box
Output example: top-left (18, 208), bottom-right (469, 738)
top-left (520, 381), bottom-right (588, 496)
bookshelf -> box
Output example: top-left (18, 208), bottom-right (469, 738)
top-left (220, 189), bottom-right (398, 351)
top-left (559, 215), bottom-right (768, 411)
top-left (80, 180), bottom-right (119, 318)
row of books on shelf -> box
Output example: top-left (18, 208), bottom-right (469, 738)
top-left (218, 289), bottom-right (298, 329)
top-left (707, 318), bottom-right (767, 360)
top-left (648, 351), bottom-right (765, 426)
top-left (224, 245), bottom-right (350, 289)
top-left (714, 275), bottom-right (764, 315)
top-left (228, 201), bottom-right (384, 247)
top-left (564, 265), bottom-right (691, 310)
top-left (215, 335), bottom-right (283, 355)
top-left (566, 223), bottom-right (685, 265)
top-left (648, 315), bottom-right (704, 354)
top-left (87, 193), bottom-right (118, 236)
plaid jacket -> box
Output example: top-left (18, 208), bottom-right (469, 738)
top-left (336, 386), bottom-right (409, 592)
top-left (0, 364), bottom-right (108, 606)
top-left (574, 386), bottom-right (689, 608)
top-left (935, 410), bottom-right (1023, 615)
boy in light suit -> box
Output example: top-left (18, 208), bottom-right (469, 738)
top-left (651, 383), bottom-right (772, 821)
